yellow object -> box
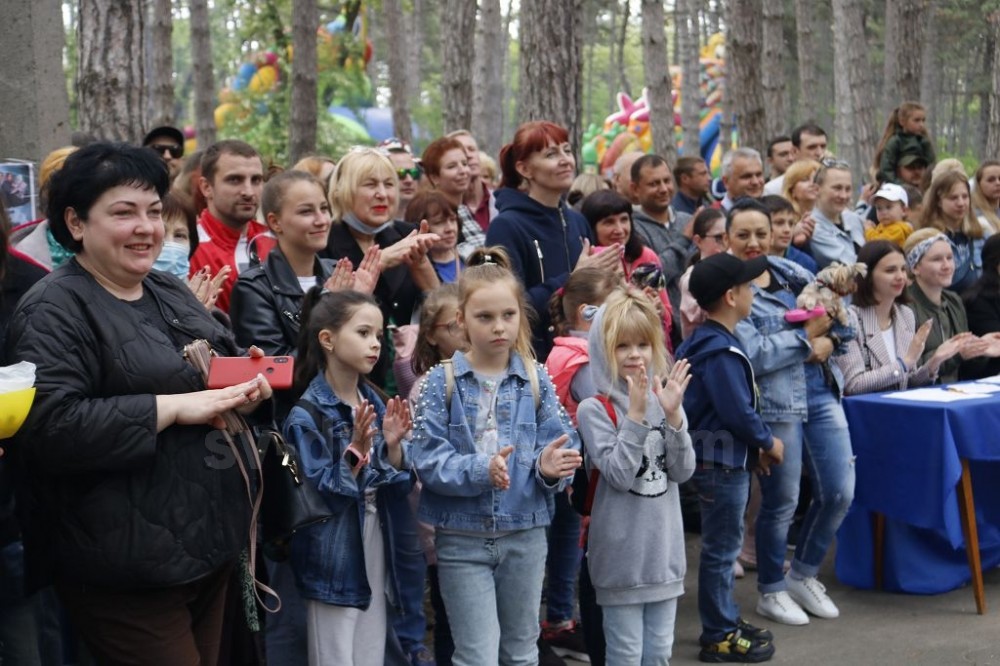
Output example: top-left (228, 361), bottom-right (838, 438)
top-left (249, 65), bottom-right (278, 94)
top-left (214, 102), bottom-right (239, 128)
top-left (0, 387), bottom-right (35, 439)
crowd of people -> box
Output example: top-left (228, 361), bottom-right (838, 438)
top-left (2, 99), bottom-right (1000, 666)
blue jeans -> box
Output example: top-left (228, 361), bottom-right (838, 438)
top-left (602, 598), bottom-right (678, 666)
top-left (389, 486), bottom-right (429, 653)
top-left (756, 365), bottom-right (856, 593)
top-left (264, 558), bottom-right (308, 666)
top-left (436, 528), bottom-right (548, 666)
top-left (545, 490), bottom-right (582, 622)
top-left (694, 466), bottom-right (750, 644)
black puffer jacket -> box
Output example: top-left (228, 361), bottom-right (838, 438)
top-left (5, 259), bottom-right (252, 591)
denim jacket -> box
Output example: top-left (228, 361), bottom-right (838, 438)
top-left (409, 351), bottom-right (579, 532)
top-left (735, 257), bottom-right (844, 422)
top-left (285, 373), bottom-right (412, 609)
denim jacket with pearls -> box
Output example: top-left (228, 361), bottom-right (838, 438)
top-left (410, 351), bottom-right (579, 533)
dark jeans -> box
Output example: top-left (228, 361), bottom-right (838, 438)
top-left (545, 491), bottom-right (582, 623)
top-left (390, 486), bottom-right (429, 653)
top-left (428, 565), bottom-right (453, 666)
top-left (55, 563), bottom-right (233, 666)
top-left (578, 553), bottom-right (605, 666)
top-left (263, 559), bottom-right (307, 666)
top-left (694, 466), bottom-right (750, 645)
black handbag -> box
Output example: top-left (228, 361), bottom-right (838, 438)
top-left (256, 426), bottom-right (332, 560)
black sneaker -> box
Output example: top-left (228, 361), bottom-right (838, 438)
top-left (736, 618), bottom-right (773, 643)
top-left (699, 630), bottom-right (775, 663)
top-left (541, 619), bottom-right (589, 662)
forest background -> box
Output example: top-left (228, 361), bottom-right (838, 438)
top-left (4, 0), bottom-right (1000, 189)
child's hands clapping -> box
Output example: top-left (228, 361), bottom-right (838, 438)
top-left (490, 446), bottom-right (514, 489)
top-left (653, 359), bottom-right (691, 429)
top-left (626, 361), bottom-right (648, 423)
top-left (538, 434), bottom-right (582, 481)
top-left (382, 397), bottom-right (411, 470)
top-left (351, 400), bottom-right (377, 460)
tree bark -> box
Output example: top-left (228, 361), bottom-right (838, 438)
top-left (832, 0), bottom-right (878, 184)
top-left (761, 0), bottom-right (787, 139)
top-left (381, 0), bottom-right (412, 145)
top-left (405, 0), bottom-right (424, 101)
top-left (288, 0), bottom-right (318, 163)
top-left (472, 0), bottom-right (505, 157)
top-left (893, 0), bottom-right (926, 103)
top-left (726, 0), bottom-right (766, 154)
top-left (189, 0), bottom-right (216, 147)
top-left (148, 0), bottom-right (173, 126)
top-left (640, 0), bottom-right (677, 164)
top-left (518, 0), bottom-right (584, 152)
top-left (986, 11), bottom-right (1000, 159)
top-left (794, 0), bottom-right (818, 123)
top-left (882, 0), bottom-right (899, 114)
top-left (78, 0), bottom-right (145, 142)
top-left (441, 0), bottom-right (477, 133)
top-left (616, 0), bottom-right (632, 97)
top-left (677, 0), bottom-right (701, 155)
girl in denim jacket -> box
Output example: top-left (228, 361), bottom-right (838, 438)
top-left (410, 247), bottom-right (583, 666)
top-left (283, 289), bottom-right (413, 666)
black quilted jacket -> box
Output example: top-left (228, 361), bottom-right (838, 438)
top-left (4, 259), bottom-right (251, 591)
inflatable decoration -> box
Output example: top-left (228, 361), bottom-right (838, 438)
top-left (582, 33), bottom-right (732, 178)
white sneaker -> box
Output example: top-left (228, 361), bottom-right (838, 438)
top-left (756, 590), bottom-right (809, 626)
top-left (786, 575), bottom-right (840, 619)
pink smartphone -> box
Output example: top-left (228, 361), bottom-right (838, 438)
top-left (207, 356), bottom-right (294, 390)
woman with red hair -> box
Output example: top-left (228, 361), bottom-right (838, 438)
top-left (421, 137), bottom-right (484, 261)
top-left (485, 121), bottom-right (621, 359)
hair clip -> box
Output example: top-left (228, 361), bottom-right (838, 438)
top-left (581, 304), bottom-right (599, 322)
top-left (555, 286), bottom-right (565, 297)
top-left (483, 253), bottom-right (494, 264)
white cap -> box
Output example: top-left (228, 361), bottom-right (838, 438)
top-left (874, 182), bottom-right (908, 207)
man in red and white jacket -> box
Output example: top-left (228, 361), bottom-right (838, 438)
top-left (191, 140), bottom-right (275, 312)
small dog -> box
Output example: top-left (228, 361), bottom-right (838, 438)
top-left (786, 261), bottom-right (867, 349)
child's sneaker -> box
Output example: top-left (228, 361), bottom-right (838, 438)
top-left (756, 590), bottom-right (809, 626)
top-left (736, 618), bottom-right (773, 643)
top-left (699, 630), bottom-right (775, 663)
top-left (541, 619), bottom-right (589, 662)
top-left (786, 574), bottom-right (839, 619)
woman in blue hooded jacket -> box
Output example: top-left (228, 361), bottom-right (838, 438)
top-left (485, 121), bottom-right (622, 360)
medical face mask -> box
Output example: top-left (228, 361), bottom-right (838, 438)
top-left (153, 241), bottom-right (191, 279)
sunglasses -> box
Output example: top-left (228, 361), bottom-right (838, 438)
top-left (396, 167), bottom-right (422, 180)
top-left (819, 157), bottom-right (850, 169)
top-left (149, 144), bottom-right (183, 159)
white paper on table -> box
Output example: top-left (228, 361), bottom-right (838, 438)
top-left (958, 382), bottom-right (1000, 394)
top-left (975, 375), bottom-right (1000, 385)
top-left (882, 387), bottom-right (991, 402)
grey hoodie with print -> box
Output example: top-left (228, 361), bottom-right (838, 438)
top-left (576, 303), bottom-right (696, 607)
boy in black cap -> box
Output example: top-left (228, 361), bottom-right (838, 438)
top-left (142, 126), bottom-right (186, 179)
top-left (676, 253), bottom-right (784, 663)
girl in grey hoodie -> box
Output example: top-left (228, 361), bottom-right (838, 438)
top-left (577, 288), bottom-right (696, 665)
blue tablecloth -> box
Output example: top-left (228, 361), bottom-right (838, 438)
top-left (837, 387), bottom-right (1000, 593)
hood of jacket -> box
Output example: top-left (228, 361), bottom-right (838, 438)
top-left (494, 187), bottom-right (569, 225)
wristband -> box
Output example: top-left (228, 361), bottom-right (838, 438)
top-left (344, 444), bottom-right (370, 473)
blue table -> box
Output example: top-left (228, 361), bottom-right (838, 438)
top-left (837, 386), bottom-right (1000, 614)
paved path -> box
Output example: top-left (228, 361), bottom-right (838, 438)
top-left (566, 534), bottom-right (1000, 665)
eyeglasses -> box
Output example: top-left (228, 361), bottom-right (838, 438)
top-left (434, 320), bottom-right (462, 336)
top-left (149, 144), bottom-right (182, 159)
top-left (396, 167), bottom-right (422, 180)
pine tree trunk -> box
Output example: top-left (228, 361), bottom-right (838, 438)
top-left (78, 0), bottom-right (145, 142)
top-left (405, 0), bottom-right (424, 101)
top-left (288, 0), bottom-right (318, 163)
top-left (608, 0), bottom-right (620, 111)
top-left (381, 0), bottom-right (412, 145)
top-left (640, 0), bottom-right (677, 164)
top-left (518, 0), bottom-right (584, 152)
top-left (677, 0), bottom-right (701, 155)
top-left (472, 0), bottom-right (504, 158)
top-left (761, 0), bottom-right (787, 139)
top-left (441, 0), bottom-right (477, 132)
top-left (986, 12), bottom-right (1000, 159)
top-left (794, 0), bottom-right (818, 123)
top-left (882, 0), bottom-right (900, 114)
top-left (920, 0), bottom-right (939, 138)
top-left (893, 0), bottom-right (925, 102)
top-left (832, 0), bottom-right (877, 184)
top-left (726, 0), bottom-right (766, 153)
top-left (147, 0), bottom-right (174, 126)
top-left (190, 0), bottom-right (216, 147)
top-left (616, 0), bottom-right (632, 97)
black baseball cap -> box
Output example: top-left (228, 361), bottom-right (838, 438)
top-left (142, 126), bottom-right (185, 154)
top-left (689, 254), bottom-right (769, 309)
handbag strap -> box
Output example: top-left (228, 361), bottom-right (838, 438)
top-left (183, 340), bottom-right (281, 613)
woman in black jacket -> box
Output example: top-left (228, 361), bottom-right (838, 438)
top-left (963, 233), bottom-right (1000, 378)
top-left (4, 143), bottom-right (273, 665)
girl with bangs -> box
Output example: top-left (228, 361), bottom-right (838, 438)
top-left (409, 246), bottom-right (582, 665)
top-left (576, 287), bottom-right (694, 665)
top-left (917, 169), bottom-right (986, 294)
top-left (486, 121), bottom-right (622, 359)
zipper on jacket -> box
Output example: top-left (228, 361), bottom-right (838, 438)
top-left (557, 207), bottom-right (572, 269)
top-left (534, 240), bottom-right (545, 282)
